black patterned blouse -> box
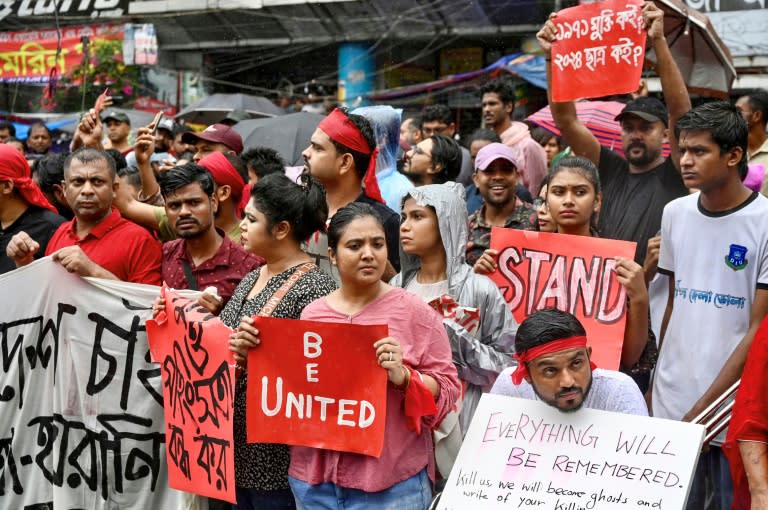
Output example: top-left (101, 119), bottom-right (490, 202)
top-left (219, 264), bottom-right (336, 490)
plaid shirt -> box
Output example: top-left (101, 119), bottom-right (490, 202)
top-left (466, 202), bottom-right (537, 265)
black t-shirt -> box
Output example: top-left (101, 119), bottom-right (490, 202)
top-left (356, 193), bottom-right (401, 271)
top-left (598, 147), bottom-right (687, 263)
top-left (0, 206), bottom-right (66, 274)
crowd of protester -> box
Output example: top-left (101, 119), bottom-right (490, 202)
top-left (3, 1), bottom-right (768, 509)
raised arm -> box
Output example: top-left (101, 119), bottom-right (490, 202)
top-left (113, 181), bottom-right (162, 232)
top-left (537, 13), bottom-right (602, 166)
top-left (643, 1), bottom-right (691, 171)
top-left (70, 109), bottom-right (104, 152)
top-left (134, 126), bottom-right (162, 203)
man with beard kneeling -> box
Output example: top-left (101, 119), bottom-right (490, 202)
top-left (491, 308), bottom-right (647, 415)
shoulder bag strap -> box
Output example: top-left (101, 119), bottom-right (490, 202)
top-left (181, 259), bottom-right (199, 291)
top-left (257, 262), bottom-right (316, 318)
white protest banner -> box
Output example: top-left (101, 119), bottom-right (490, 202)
top-left (0, 257), bottom-right (188, 509)
top-left (438, 394), bottom-right (704, 510)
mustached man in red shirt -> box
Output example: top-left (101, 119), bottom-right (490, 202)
top-left (6, 148), bottom-right (162, 285)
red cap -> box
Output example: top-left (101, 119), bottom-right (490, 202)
top-left (181, 123), bottom-right (243, 154)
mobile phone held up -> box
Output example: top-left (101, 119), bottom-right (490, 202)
top-left (150, 111), bottom-right (164, 135)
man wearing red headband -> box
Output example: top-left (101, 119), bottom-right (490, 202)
top-left (115, 128), bottom-right (248, 243)
top-left (491, 308), bottom-right (647, 415)
top-left (0, 144), bottom-right (64, 274)
top-left (303, 108), bottom-right (401, 282)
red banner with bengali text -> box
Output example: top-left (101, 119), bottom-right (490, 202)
top-left (489, 228), bottom-right (636, 370)
top-left (551, 0), bottom-right (646, 102)
top-left (0, 24), bottom-right (123, 83)
top-left (247, 317), bottom-right (389, 457)
top-left (146, 288), bottom-right (236, 503)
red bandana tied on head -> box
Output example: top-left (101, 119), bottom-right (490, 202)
top-left (317, 108), bottom-right (384, 204)
top-left (0, 144), bottom-right (57, 213)
top-left (199, 151), bottom-right (246, 215)
top-left (510, 336), bottom-right (597, 385)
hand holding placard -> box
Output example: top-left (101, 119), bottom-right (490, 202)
top-left (246, 317), bottom-right (389, 457)
top-left (146, 288), bottom-right (237, 503)
top-left (489, 228), bottom-right (636, 370)
top-left (437, 394), bottom-right (704, 510)
top-left (543, 0), bottom-right (647, 102)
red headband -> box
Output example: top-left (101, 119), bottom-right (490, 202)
top-left (511, 336), bottom-right (596, 385)
top-left (318, 108), bottom-right (384, 204)
top-left (0, 144), bottom-right (57, 213)
top-left (199, 151), bottom-right (245, 201)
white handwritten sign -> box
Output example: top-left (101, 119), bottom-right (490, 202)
top-left (0, 258), bottom-right (188, 509)
top-left (438, 394), bottom-right (703, 510)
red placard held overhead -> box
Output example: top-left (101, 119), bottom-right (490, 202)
top-left (489, 228), bottom-right (636, 370)
top-left (550, 0), bottom-right (646, 102)
top-left (247, 317), bottom-right (389, 458)
top-left (146, 288), bottom-right (237, 503)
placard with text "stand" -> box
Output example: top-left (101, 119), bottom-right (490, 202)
top-left (438, 394), bottom-right (703, 510)
top-left (489, 228), bottom-right (636, 371)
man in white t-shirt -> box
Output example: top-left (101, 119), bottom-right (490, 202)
top-left (491, 308), bottom-right (647, 417)
top-left (653, 101), bottom-right (768, 510)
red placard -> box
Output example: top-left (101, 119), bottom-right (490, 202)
top-left (146, 288), bottom-right (236, 503)
top-left (247, 317), bottom-right (389, 458)
top-left (489, 228), bottom-right (636, 370)
top-left (551, 0), bottom-right (646, 102)
top-left (0, 24), bottom-right (123, 83)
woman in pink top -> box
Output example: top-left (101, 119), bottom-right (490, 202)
top-left (289, 202), bottom-right (460, 509)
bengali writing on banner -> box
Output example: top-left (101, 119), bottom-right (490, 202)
top-left (551, 0), bottom-right (646, 102)
top-left (489, 228), bottom-right (636, 370)
top-left (0, 257), bottom-right (186, 509)
top-left (437, 394), bottom-right (704, 510)
top-left (146, 287), bottom-right (237, 503)
top-left (0, 24), bottom-right (123, 83)
top-left (247, 317), bottom-right (389, 457)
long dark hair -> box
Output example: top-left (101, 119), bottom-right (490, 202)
top-left (251, 172), bottom-right (328, 242)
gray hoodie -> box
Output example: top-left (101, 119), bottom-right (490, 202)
top-left (391, 182), bottom-right (517, 434)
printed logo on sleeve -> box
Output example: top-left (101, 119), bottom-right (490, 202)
top-left (725, 244), bottom-right (749, 271)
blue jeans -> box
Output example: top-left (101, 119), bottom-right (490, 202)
top-left (234, 487), bottom-right (296, 510)
top-left (288, 469), bottom-right (433, 510)
top-left (685, 446), bottom-right (733, 510)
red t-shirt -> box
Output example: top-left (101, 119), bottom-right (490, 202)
top-left (46, 208), bottom-right (162, 285)
top-left (161, 233), bottom-right (263, 306)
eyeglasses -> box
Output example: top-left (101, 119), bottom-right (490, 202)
top-left (421, 125), bottom-right (449, 137)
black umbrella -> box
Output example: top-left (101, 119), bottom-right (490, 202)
top-left (233, 112), bottom-right (325, 167)
top-left (176, 93), bottom-right (284, 125)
